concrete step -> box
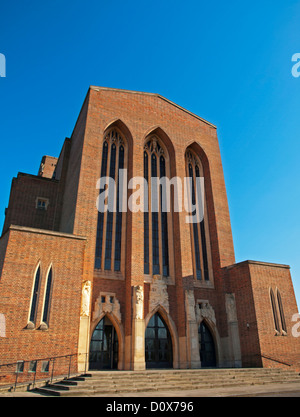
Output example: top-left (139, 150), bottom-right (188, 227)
top-left (36, 379), bottom-right (300, 397)
top-left (33, 368), bottom-right (300, 397)
top-left (83, 375), bottom-right (299, 387)
top-left (88, 370), bottom-right (298, 380)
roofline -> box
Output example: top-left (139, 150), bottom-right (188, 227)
top-left (224, 260), bottom-right (291, 270)
top-left (89, 86), bottom-right (217, 129)
top-left (7, 225), bottom-right (87, 241)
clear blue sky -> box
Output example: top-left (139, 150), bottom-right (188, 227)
top-left (0, 0), bottom-right (299, 309)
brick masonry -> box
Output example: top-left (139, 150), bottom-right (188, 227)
top-left (0, 87), bottom-right (299, 375)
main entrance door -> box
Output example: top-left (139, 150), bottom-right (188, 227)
top-left (145, 313), bottom-right (173, 369)
top-left (198, 321), bottom-right (216, 367)
top-left (89, 316), bottom-right (118, 370)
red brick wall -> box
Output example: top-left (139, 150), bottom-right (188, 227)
top-left (2, 174), bottom-right (59, 234)
top-left (63, 87), bottom-right (236, 344)
top-left (1, 86), bottom-right (299, 372)
top-left (226, 261), bottom-right (300, 369)
top-left (59, 92), bottom-right (90, 234)
top-left (249, 262), bottom-right (300, 370)
top-left (225, 262), bottom-right (261, 367)
top-left (38, 156), bottom-right (58, 179)
top-left (0, 227), bottom-right (86, 367)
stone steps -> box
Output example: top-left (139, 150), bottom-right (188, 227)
top-left (34, 368), bottom-right (300, 397)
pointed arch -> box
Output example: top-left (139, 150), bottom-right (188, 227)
top-left (198, 319), bottom-right (217, 367)
top-left (90, 311), bottom-right (125, 370)
top-left (269, 287), bottom-right (280, 334)
top-left (196, 310), bottom-right (221, 367)
top-left (143, 126), bottom-right (176, 173)
top-left (143, 127), bottom-right (177, 279)
top-left (185, 141), bottom-right (210, 172)
top-left (27, 261), bottom-right (42, 327)
top-left (94, 119), bottom-right (133, 275)
top-left (144, 305), bottom-right (179, 369)
top-left (41, 264), bottom-right (53, 328)
top-left (103, 118), bottom-right (134, 151)
top-left (185, 144), bottom-right (214, 282)
top-left (276, 288), bottom-right (287, 334)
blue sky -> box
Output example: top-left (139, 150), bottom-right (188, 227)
top-left (0, 0), bottom-right (300, 309)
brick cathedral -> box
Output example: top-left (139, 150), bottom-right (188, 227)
top-left (0, 87), bottom-right (299, 375)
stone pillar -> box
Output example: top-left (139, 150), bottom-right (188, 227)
top-left (132, 285), bottom-right (146, 370)
top-left (185, 290), bottom-right (201, 368)
top-left (225, 293), bottom-right (242, 367)
top-left (78, 281), bottom-right (91, 372)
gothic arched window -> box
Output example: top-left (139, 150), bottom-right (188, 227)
top-left (276, 289), bottom-right (287, 334)
top-left (144, 136), bottom-right (170, 277)
top-left (270, 288), bottom-right (280, 334)
top-left (42, 266), bottom-right (53, 326)
top-left (29, 264), bottom-right (41, 325)
top-left (95, 128), bottom-right (127, 273)
top-left (185, 149), bottom-right (211, 281)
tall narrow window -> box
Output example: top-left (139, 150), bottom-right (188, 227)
top-left (144, 152), bottom-right (150, 274)
top-left (29, 265), bottom-right (41, 325)
top-left (188, 162), bottom-right (202, 280)
top-left (95, 129), bottom-right (127, 273)
top-left (42, 267), bottom-right (53, 326)
top-left (104, 143), bottom-right (117, 270)
top-left (160, 155), bottom-right (169, 277)
top-left (151, 153), bottom-right (160, 275)
top-left (144, 137), bottom-right (170, 277)
top-left (114, 145), bottom-right (124, 271)
top-left (270, 288), bottom-right (280, 334)
top-left (277, 290), bottom-right (287, 334)
top-left (195, 165), bottom-right (209, 280)
top-left (95, 141), bottom-right (109, 269)
top-left (186, 149), bottom-right (210, 281)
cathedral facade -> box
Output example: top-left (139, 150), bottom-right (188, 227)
top-left (0, 87), bottom-right (299, 375)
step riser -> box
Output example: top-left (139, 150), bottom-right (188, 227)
top-left (38, 380), bottom-right (300, 397)
top-left (69, 376), bottom-right (298, 387)
top-left (34, 369), bottom-right (300, 397)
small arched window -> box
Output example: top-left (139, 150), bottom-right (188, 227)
top-left (28, 264), bottom-right (41, 325)
top-left (95, 128), bottom-right (127, 273)
top-left (270, 288), bottom-right (280, 334)
top-left (42, 266), bottom-right (53, 326)
top-left (277, 289), bottom-right (287, 334)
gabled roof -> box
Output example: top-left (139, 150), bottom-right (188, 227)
top-left (90, 86), bottom-right (216, 129)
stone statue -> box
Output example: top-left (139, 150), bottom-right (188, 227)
top-left (149, 275), bottom-right (169, 314)
top-left (196, 300), bottom-right (216, 325)
top-left (134, 285), bottom-right (144, 320)
top-left (225, 293), bottom-right (237, 323)
top-left (92, 293), bottom-right (122, 323)
top-left (81, 281), bottom-right (91, 317)
top-left (185, 290), bottom-right (196, 322)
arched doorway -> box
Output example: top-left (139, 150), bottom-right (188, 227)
top-left (198, 321), bottom-right (216, 367)
top-left (145, 313), bottom-right (173, 369)
top-left (89, 316), bottom-right (118, 370)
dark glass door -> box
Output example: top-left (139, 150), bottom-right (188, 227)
top-left (198, 321), bottom-right (216, 367)
top-left (145, 313), bottom-right (173, 369)
top-left (89, 317), bottom-right (118, 370)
